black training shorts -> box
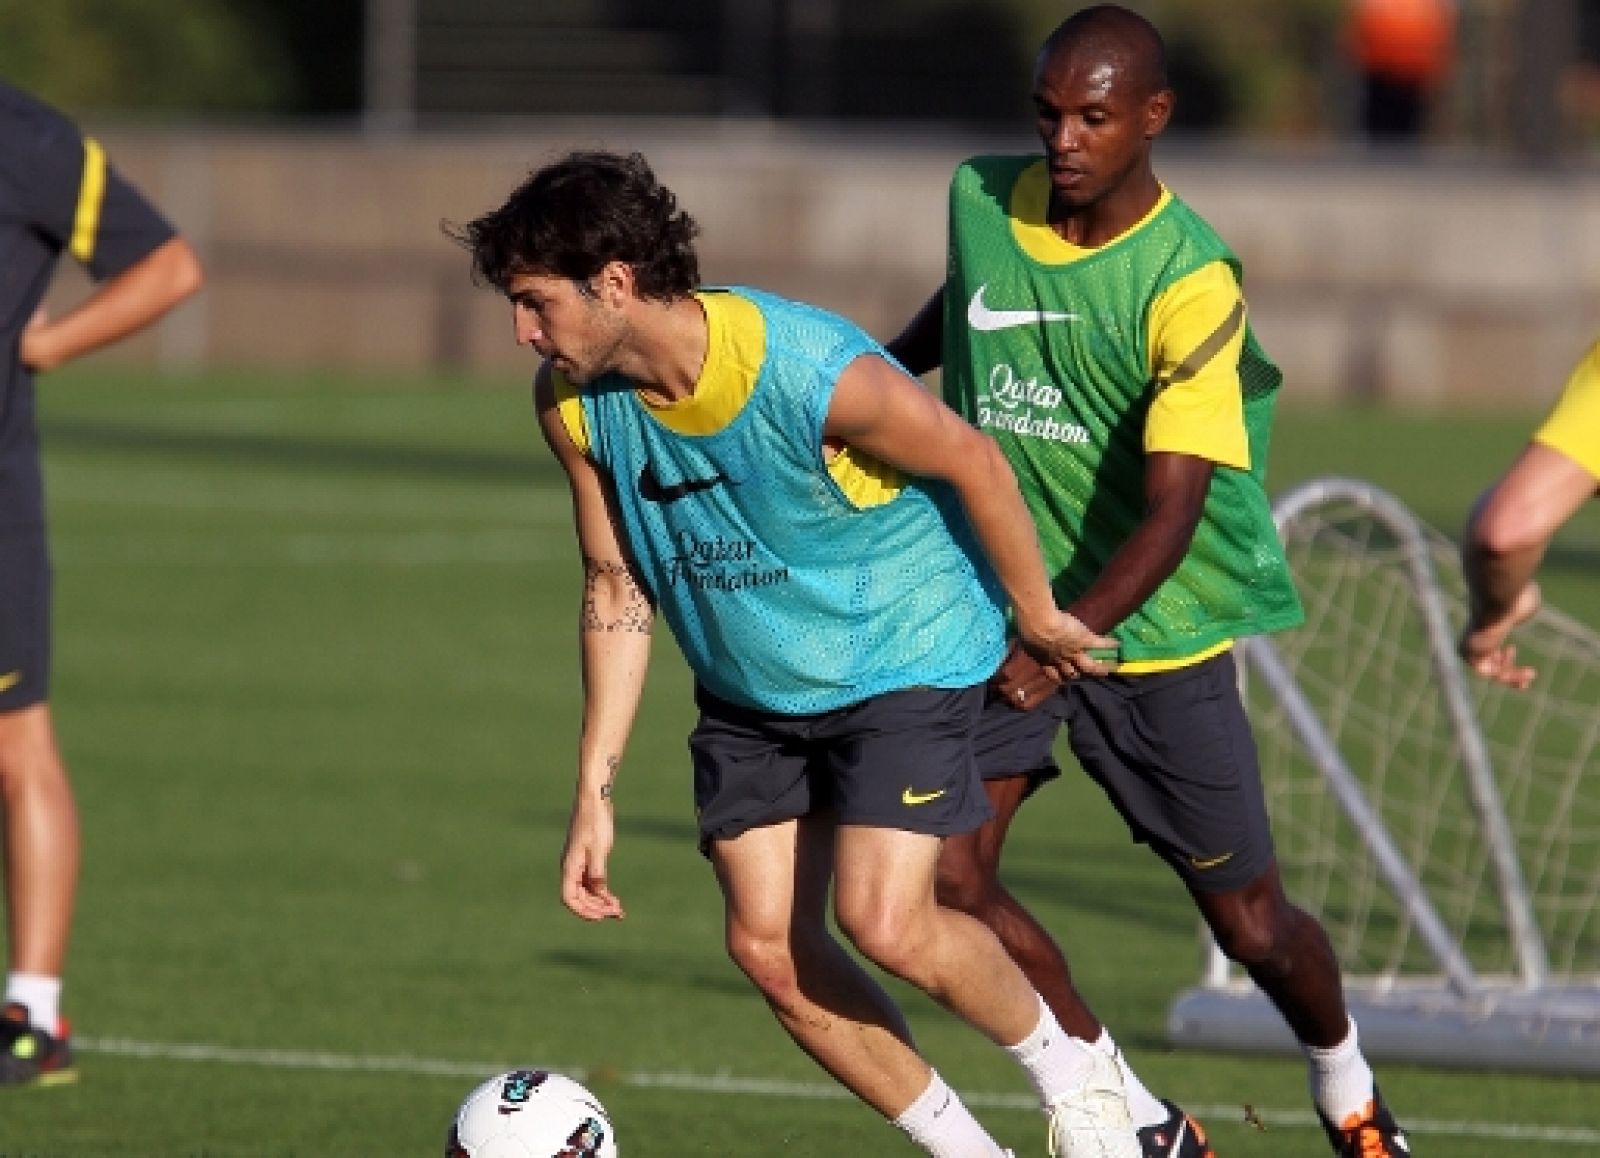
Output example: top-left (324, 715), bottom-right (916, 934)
top-left (971, 650), bottom-right (1274, 894)
top-left (971, 678), bottom-right (1069, 795)
top-left (0, 531), bottom-right (51, 711)
top-left (690, 682), bottom-right (994, 854)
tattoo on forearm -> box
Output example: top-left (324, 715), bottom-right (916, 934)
top-left (581, 557), bottom-right (653, 633)
top-left (600, 755), bottom-right (618, 800)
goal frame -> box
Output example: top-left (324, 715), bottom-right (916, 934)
top-left (1165, 476), bottom-right (1600, 1075)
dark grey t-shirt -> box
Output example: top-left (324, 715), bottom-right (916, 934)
top-left (0, 82), bottom-right (175, 531)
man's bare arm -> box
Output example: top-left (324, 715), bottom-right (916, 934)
top-left (1461, 441), bottom-right (1597, 688)
top-left (534, 365), bottom-right (656, 920)
top-left (1067, 451), bottom-right (1213, 635)
top-left (884, 284), bottom-right (946, 378)
top-left (22, 236), bottom-right (203, 372)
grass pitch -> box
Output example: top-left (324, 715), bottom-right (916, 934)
top-left (2, 369), bottom-right (1596, 1155)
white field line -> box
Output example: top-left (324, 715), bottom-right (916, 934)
top-left (76, 1037), bottom-right (1600, 1146)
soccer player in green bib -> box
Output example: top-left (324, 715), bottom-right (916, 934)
top-left (888, 7), bottom-right (1410, 1157)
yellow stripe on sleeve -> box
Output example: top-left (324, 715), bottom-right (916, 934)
top-left (69, 137), bottom-right (108, 264)
top-left (1533, 340), bottom-right (1600, 480)
top-left (551, 368), bottom-right (592, 456)
top-left (1144, 262), bottom-right (1251, 470)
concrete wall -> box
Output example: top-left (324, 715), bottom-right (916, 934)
top-left (68, 121), bottom-right (1600, 412)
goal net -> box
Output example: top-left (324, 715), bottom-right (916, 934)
top-left (1167, 477), bottom-right (1600, 1074)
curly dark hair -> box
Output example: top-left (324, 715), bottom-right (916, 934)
top-left (444, 151), bottom-right (699, 300)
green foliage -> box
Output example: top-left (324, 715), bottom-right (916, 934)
top-left (0, 0), bottom-right (1356, 130)
top-left (994, 0), bottom-right (1350, 133)
top-left (0, 0), bottom-right (290, 115)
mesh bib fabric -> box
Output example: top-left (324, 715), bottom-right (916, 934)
top-left (580, 286), bottom-right (1006, 713)
top-left (942, 157), bottom-right (1303, 660)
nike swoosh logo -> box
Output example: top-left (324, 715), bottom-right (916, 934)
top-left (637, 465), bottom-right (733, 505)
top-left (967, 285), bottom-right (1080, 332)
top-left (902, 787), bottom-right (947, 806)
top-left (1166, 1119), bottom-right (1187, 1157)
top-left (1189, 851), bottom-right (1235, 871)
top-left (0, 670), bottom-right (21, 693)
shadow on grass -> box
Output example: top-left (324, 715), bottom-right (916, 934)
top-left (41, 416), bottom-right (563, 485)
top-left (524, 806), bottom-right (1197, 952)
top-left (539, 948), bottom-right (750, 1001)
top-left (1003, 855), bottom-right (1196, 941)
top-left (524, 808), bottom-right (698, 847)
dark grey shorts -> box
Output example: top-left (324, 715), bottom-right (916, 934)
top-left (0, 531), bottom-right (51, 712)
top-left (972, 651), bottom-right (1275, 893)
top-left (690, 683), bottom-right (994, 855)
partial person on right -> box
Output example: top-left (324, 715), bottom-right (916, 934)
top-left (1460, 339), bottom-right (1600, 688)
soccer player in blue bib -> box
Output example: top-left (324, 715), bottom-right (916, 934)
top-left (890, 8), bottom-right (1411, 1157)
top-left (450, 150), bottom-right (1144, 1157)
top-left (0, 82), bottom-right (204, 1087)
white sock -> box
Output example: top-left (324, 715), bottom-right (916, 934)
top-left (1002, 996), bottom-right (1097, 1107)
top-left (4, 972), bottom-right (62, 1035)
top-left (1304, 1018), bottom-right (1376, 1126)
top-left (1093, 1029), bottom-right (1170, 1131)
top-left (893, 1070), bottom-right (1008, 1157)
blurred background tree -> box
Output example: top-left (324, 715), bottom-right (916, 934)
top-left (1, 0), bottom-right (1594, 151)
top-left (702, 0), bottom-right (1348, 131)
top-left (0, 0), bottom-right (362, 117)
top-left (976, 0), bottom-right (1349, 134)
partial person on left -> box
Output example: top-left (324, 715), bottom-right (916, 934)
top-left (0, 81), bottom-right (204, 1089)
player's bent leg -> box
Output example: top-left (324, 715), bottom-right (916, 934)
top-left (1189, 862), bottom-right (1349, 1047)
top-left (835, 823), bottom-right (1140, 1158)
top-left (713, 817), bottom-right (1017, 1155)
top-left (711, 815), bottom-right (930, 1117)
top-left (835, 823), bottom-right (1041, 1043)
top-left (939, 767), bottom-right (1208, 1153)
top-left (941, 780), bottom-right (1211, 1156)
top-left (0, 703), bottom-right (79, 980)
top-left (936, 775), bottom-right (1104, 1042)
top-left (1191, 863), bottom-right (1409, 1155)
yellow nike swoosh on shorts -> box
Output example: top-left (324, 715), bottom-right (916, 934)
top-left (1189, 851), bottom-right (1235, 871)
top-left (0, 670), bottom-right (21, 693)
top-left (902, 787), bottom-right (947, 806)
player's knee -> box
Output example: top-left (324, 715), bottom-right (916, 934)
top-left (1210, 909), bottom-right (1286, 970)
top-left (0, 726), bottom-right (34, 794)
top-left (0, 707), bottom-right (60, 785)
top-left (835, 904), bottom-right (920, 976)
top-left (724, 925), bottom-right (800, 1004)
top-left (933, 856), bottom-right (994, 916)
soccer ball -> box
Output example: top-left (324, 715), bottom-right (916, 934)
top-left (445, 1069), bottom-right (618, 1158)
